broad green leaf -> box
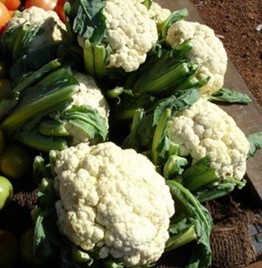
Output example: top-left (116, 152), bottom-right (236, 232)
top-left (248, 132), bottom-right (262, 157)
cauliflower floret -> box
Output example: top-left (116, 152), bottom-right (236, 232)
top-left (148, 2), bottom-right (171, 26)
top-left (103, 0), bottom-right (158, 72)
top-left (54, 142), bottom-right (174, 267)
top-left (4, 6), bottom-right (67, 53)
top-left (166, 98), bottom-right (250, 180)
top-left (71, 73), bottom-right (109, 120)
top-left (166, 20), bottom-right (228, 95)
top-left (63, 73), bottom-right (109, 145)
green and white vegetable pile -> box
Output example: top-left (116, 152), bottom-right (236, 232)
top-left (1, 0), bottom-right (262, 268)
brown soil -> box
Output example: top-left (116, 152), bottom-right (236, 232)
top-left (190, 0), bottom-right (262, 108)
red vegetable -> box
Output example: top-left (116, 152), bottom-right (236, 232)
top-left (0, 0), bottom-right (21, 11)
top-left (0, 2), bottom-right (11, 32)
top-left (25, 0), bottom-right (58, 11)
top-left (55, 0), bottom-right (66, 22)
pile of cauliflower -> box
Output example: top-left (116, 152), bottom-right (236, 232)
top-left (3, 0), bottom-right (256, 267)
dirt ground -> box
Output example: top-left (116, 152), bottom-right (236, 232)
top-left (190, 0), bottom-right (262, 108)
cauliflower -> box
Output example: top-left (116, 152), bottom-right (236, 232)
top-left (75, 0), bottom-right (158, 75)
top-left (166, 20), bottom-right (228, 95)
top-left (63, 72), bottom-right (110, 145)
top-left (2, 6), bottom-right (67, 59)
top-left (103, 0), bottom-right (158, 72)
top-left (166, 98), bottom-right (250, 180)
top-left (54, 142), bottom-right (175, 267)
top-left (71, 73), bottom-right (109, 120)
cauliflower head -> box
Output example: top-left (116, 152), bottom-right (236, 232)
top-left (166, 20), bottom-right (228, 95)
top-left (70, 72), bottom-right (109, 121)
top-left (166, 98), bottom-right (250, 180)
top-left (63, 72), bottom-right (110, 145)
top-left (4, 6), bottom-right (67, 53)
top-left (103, 0), bottom-right (158, 72)
top-left (54, 142), bottom-right (174, 267)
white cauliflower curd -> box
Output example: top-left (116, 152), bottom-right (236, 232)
top-left (71, 73), bottom-right (109, 120)
top-left (166, 98), bottom-right (250, 180)
top-left (103, 0), bottom-right (159, 72)
top-left (166, 20), bottom-right (228, 95)
top-left (54, 142), bottom-right (175, 267)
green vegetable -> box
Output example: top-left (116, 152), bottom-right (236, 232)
top-left (0, 144), bottom-right (32, 179)
top-left (0, 176), bottom-right (13, 210)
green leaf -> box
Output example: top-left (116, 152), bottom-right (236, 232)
top-left (1, 20), bottom-right (43, 61)
top-left (10, 44), bottom-right (60, 81)
top-left (248, 131), bottom-right (262, 157)
top-left (165, 224), bottom-right (197, 251)
top-left (153, 87), bottom-right (200, 125)
top-left (61, 105), bottom-right (109, 142)
top-left (141, 0), bottom-right (153, 9)
top-left (34, 209), bottom-right (61, 262)
top-left (196, 177), bottom-right (246, 203)
top-left (70, 0), bottom-right (106, 43)
top-left (209, 87), bottom-right (252, 104)
top-left (151, 109), bottom-right (171, 165)
top-left (1, 19), bottom-right (21, 56)
top-left (12, 24), bottom-right (42, 60)
top-left (12, 59), bottom-right (62, 93)
top-left (166, 180), bottom-right (212, 267)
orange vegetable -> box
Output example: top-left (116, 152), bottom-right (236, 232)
top-left (0, 0), bottom-right (21, 11)
top-left (25, 0), bottom-right (58, 11)
top-left (0, 2), bottom-right (11, 32)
